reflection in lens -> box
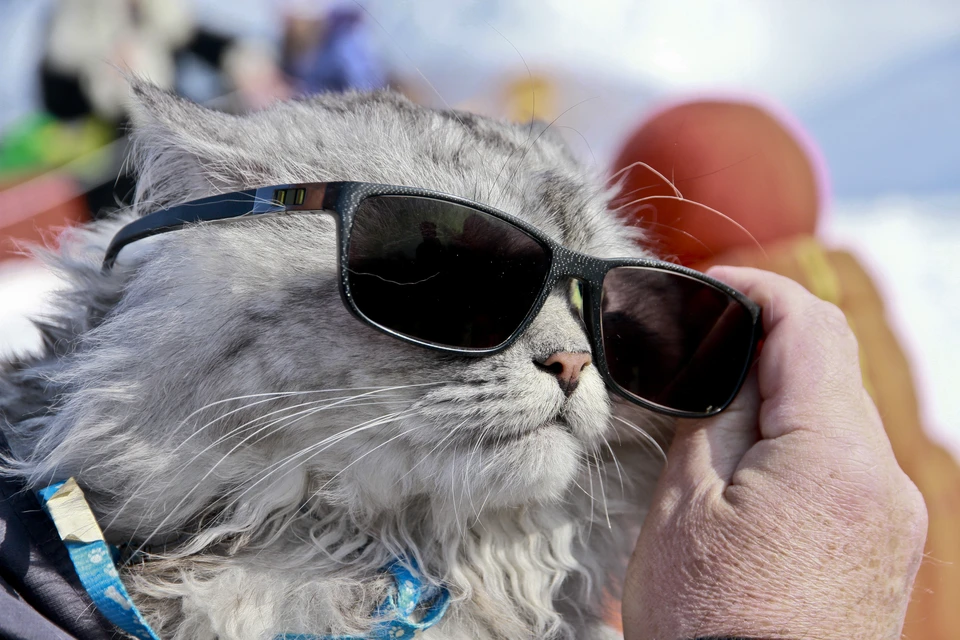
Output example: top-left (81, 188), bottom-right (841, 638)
top-left (348, 195), bottom-right (551, 349)
top-left (601, 267), bottom-right (754, 413)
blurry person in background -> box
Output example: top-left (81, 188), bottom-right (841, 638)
top-left (283, 1), bottom-right (389, 95)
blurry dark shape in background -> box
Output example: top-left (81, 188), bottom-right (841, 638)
top-left (0, 0), bottom-right (386, 256)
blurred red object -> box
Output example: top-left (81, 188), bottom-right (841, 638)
top-left (0, 175), bottom-right (88, 262)
top-left (611, 99), bottom-right (824, 265)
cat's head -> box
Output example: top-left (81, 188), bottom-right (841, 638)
top-left (2, 84), bottom-right (661, 542)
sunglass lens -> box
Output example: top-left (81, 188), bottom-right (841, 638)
top-left (601, 267), bottom-right (756, 414)
top-left (347, 195), bottom-right (551, 349)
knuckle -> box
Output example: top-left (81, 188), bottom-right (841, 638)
top-left (810, 300), bottom-right (853, 336)
top-left (898, 476), bottom-right (929, 541)
top-left (805, 300), bottom-right (860, 356)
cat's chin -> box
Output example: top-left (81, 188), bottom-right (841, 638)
top-left (478, 418), bottom-right (567, 447)
top-left (474, 422), bottom-right (583, 507)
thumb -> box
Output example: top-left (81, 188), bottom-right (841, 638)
top-left (661, 371), bottom-right (761, 491)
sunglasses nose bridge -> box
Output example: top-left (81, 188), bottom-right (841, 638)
top-left (541, 249), bottom-right (609, 356)
top-left (547, 248), bottom-right (608, 285)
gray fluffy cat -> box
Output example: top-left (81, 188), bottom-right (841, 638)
top-left (0, 83), bottom-right (670, 639)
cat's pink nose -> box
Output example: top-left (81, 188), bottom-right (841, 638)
top-left (536, 352), bottom-right (592, 397)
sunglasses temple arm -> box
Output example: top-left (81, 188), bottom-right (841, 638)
top-left (102, 189), bottom-right (272, 270)
top-left (101, 183), bottom-right (347, 271)
top-left (266, 183), bottom-right (344, 213)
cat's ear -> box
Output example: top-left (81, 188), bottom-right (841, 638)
top-left (128, 80), bottom-right (255, 208)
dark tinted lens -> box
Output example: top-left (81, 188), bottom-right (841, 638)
top-left (347, 195), bottom-right (551, 349)
top-left (601, 267), bottom-right (756, 413)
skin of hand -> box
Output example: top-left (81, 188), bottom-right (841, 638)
top-left (621, 266), bottom-right (928, 640)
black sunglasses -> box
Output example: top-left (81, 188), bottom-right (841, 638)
top-left (104, 182), bottom-right (761, 418)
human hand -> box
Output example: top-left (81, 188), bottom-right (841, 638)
top-left (621, 266), bottom-right (928, 640)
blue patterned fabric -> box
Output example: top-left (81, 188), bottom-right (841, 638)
top-left (37, 479), bottom-right (450, 640)
top-left (37, 481), bottom-right (160, 640)
top-left (278, 558), bottom-right (450, 640)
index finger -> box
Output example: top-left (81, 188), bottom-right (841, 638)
top-left (707, 266), bottom-right (871, 439)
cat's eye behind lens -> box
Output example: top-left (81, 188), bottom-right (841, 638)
top-left (569, 279), bottom-right (585, 319)
top-left (600, 267), bottom-right (757, 414)
top-left (347, 195), bottom-right (551, 349)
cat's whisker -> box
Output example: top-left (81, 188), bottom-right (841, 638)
top-left (455, 446), bottom-right (479, 537)
top-left (192, 392), bottom-right (415, 447)
top-left (584, 452), bottom-right (597, 534)
top-left (130, 409), bottom-right (418, 558)
top-left (194, 396), bottom-right (411, 457)
top-left (106, 397), bottom-right (337, 533)
top-left (471, 482), bottom-right (495, 528)
top-left (483, 19), bottom-right (538, 201)
top-left (124, 396), bottom-right (419, 544)
top-left (169, 382), bottom-right (445, 448)
top-left (105, 393), bottom-right (416, 534)
top-left (145, 383), bottom-right (447, 484)
top-left (568, 471), bottom-right (592, 500)
top-left (475, 428), bottom-right (516, 479)
top-left (122, 400), bottom-right (355, 543)
top-left (617, 194), bottom-right (767, 258)
top-left (463, 443), bottom-right (484, 529)
top-left (607, 160), bottom-right (682, 197)
top-left (476, 418), bottom-right (518, 464)
top-left (470, 421), bottom-right (496, 463)
top-left (554, 124), bottom-right (598, 169)
top-left (591, 447), bottom-right (611, 529)
top-left (309, 418), bottom-right (426, 500)
top-left (496, 95), bottom-right (599, 207)
top-left (603, 440), bottom-right (626, 498)
top-left (100, 388), bottom-right (423, 501)
top-left (435, 425), bottom-right (471, 475)
top-left (397, 418), bottom-right (469, 484)
top-left (216, 412), bottom-right (420, 553)
top-left (612, 415), bottom-right (667, 462)
top-left (611, 184), bottom-right (684, 208)
top-left (448, 448), bottom-right (463, 537)
top-left (430, 426), bottom-right (487, 535)
top-left (674, 153), bottom-right (760, 187)
top-left (217, 410), bottom-right (418, 521)
top-left (616, 210), bottom-right (715, 259)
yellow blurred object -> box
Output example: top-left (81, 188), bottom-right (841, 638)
top-left (504, 74), bottom-right (557, 123)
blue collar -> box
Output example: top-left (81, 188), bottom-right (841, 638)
top-left (37, 479), bottom-right (449, 640)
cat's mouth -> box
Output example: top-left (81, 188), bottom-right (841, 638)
top-left (480, 418), bottom-right (571, 447)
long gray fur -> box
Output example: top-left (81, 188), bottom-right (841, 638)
top-left (0, 82), bottom-right (670, 640)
